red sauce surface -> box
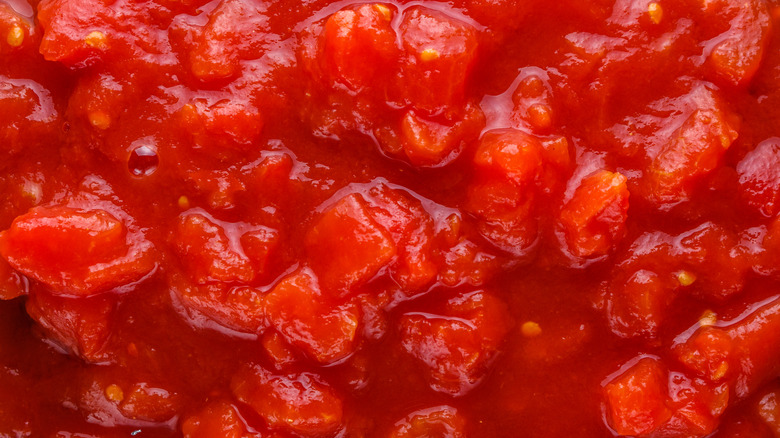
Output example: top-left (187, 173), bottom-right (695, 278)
top-left (2, 0), bottom-right (780, 436)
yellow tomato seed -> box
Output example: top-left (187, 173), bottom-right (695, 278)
top-left (676, 270), bottom-right (697, 286)
top-left (521, 321), bottom-right (542, 338)
top-left (420, 48), bottom-right (440, 62)
top-left (85, 31), bottom-right (108, 49)
top-left (648, 2), bottom-right (663, 24)
top-left (6, 26), bottom-right (24, 48)
top-left (105, 384), bottom-right (124, 403)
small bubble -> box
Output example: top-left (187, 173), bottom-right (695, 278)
top-left (128, 145), bottom-right (158, 177)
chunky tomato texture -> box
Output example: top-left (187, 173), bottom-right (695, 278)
top-left (0, 77), bottom-right (59, 156)
top-left (701, 0), bottom-right (772, 87)
top-left (604, 357), bottom-right (673, 436)
top-left (466, 129), bottom-right (544, 256)
top-left (319, 3), bottom-right (398, 91)
top-left (601, 222), bottom-right (762, 339)
top-left (305, 193), bottom-right (396, 295)
top-left (737, 138), bottom-right (780, 217)
top-left (25, 287), bottom-right (116, 363)
top-left (603, 356), bottom-right (729, 437)
top-left (231, 364), bottom-right (343, 437)
top-left (559, 169), bottom-right (629, 258)
top-left (185, 0), bottom-right (275, 82)
top-left (389, 405), bottom-right (466, 438)
top-left (641, 84), bottom-right (740, 208)
top-left (169, 211), bottom-right (281, 334)
top-left (264, 268), bottom-right (360, 364)
top-left (395, 6), bottom-right (478, 113)
top-left (4, 0), bottom-right (780, 435)
top-left (300, 3), bottom-right (484, 167)
top-left (0, 204), bottom-right (155, 296)
top-left (181, 400), bottom-right (258, 438)
top-left (399, 290), bottom-right (513, 396)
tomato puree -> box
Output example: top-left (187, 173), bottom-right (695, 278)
top-left (2, 0), bottom-right (780, 436)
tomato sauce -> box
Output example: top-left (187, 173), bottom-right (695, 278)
top-left (1, 0), bottom-right (780, 436)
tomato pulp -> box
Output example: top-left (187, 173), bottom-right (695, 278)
top-left (2, 0), bottom-right (780, 436)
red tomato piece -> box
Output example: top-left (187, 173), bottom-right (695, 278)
top-left (363, 183), bottom-right (437, 292)
top-left (172, 212), bottom-right (254, 285)
top-left (181, 400), bottom-right (248, 438)
top-left (239, 227), bottom-right (281, 284)
top-left (25, 288), bottom-right (116, 363)
top-left (0, 256), bottom-right (26, 300)
top-left (466, 129), bottom-right (547, 256)
top-left (396, 7), bottom-right (478, 113)
top-left (399, 290), bottom-right (512, 395)
top-left (0, 76), bottom-right (59, 155)
top-left (389, 405), bottom-right (466, 438)
top-left (0, 205), bottom-right (155, 296)
top-left (559, 170), bottom-right (629, 258)
top-left (706, 0), bottom-right (772, 87)
top-left (179, 97), bottom-right (264, 155)
top-left (231, 364), bottom-right (343, 437)
top-left (603, 357), bottom-right (673, 436)
top-left (673, 296), bottom-right (780, 399)
top-left (305, 193), bottom-right (396, 295)
top-left (319, 3), bottom-right (398, 91)
top-left (398, 103), bottom-right (485, 167)
top-left (737, 138), bottom-right (780, 217)
top-left (645, 96), bottom-right (739, 207)
top-left (118, 382), bottom-right (181, 422)
top-left (187, 0), bottom-right (274, 82)
top-left (673, 326), bottom-right (734, 382)
top-left (605, 269), bottom-right (670, 339)
top-left (264, 268), bottom-right (360, 364)
top-left (170, 277), bottom-right (266, 334)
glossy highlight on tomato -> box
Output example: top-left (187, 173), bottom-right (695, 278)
top-left (2, 0), bottom-right (780, 437)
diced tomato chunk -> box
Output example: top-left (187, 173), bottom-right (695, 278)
top-left (305, 193), bottom-right (396, 295)
top-left (396, 7), bottom-right (478, 112)
top-left (264, 268), bottom-right (359, 364)
top-left (320, 4), bottom-right (398, 91)
top-left (171, 277), bottom-right (266, 334)
top-left (0, 256), bottom-right (26, 300)
top-left (646, 105), bottom-right (739, 207)
top-left (559, 170), bottom-right (629, 258)
top-left (239, 227), bottom-right (281, 283)
top-left (399, 291), bottom-right (512, 395)
top-left (706, 0), bottom-right (771, 87)
top-left (231, 364), bottom-right (343, 437)
top-left (173, 212), bottom-right (254, 285)
top-left (605, 270), bottom-right (670, 339)
top-left (179, 97), bottom-right (264, 154)
top-left (603, 357), bottom-right (672, 436)
top-left (399, 103), bottom-right (485, 167)
top-left (118, 382), bottom-right (181, 422)
top-left (389, 405), bottom-right (466, 438)
top-left (25, 288), bottom-right (116, 363)
top-left (364, 183), bottom-right (437, 292)
top-left (737, 138), bottom-right (780, 217)
top-left (0, 77), bottom-right (58, 155)
top-left (79, 374), bottom-right (182, 425)
top-left (0, 205), bottom-right (155, 296)
top-left (473, 129), bottom-right (543, 187)
top-left (187, 0), bottom-right (273, 81)
top-left (181, 400), bottom-right (248, 438)
top-left (673, 326), bottom-right (733, 382)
